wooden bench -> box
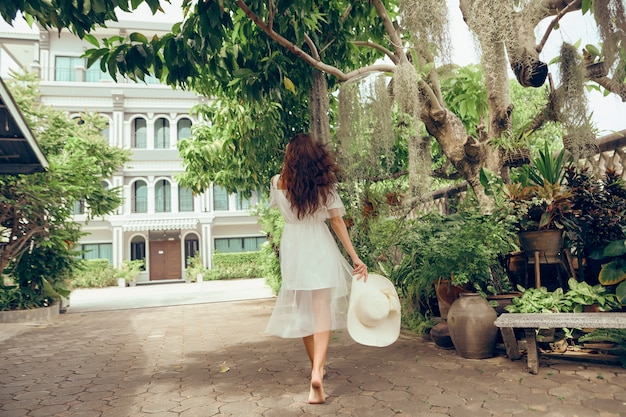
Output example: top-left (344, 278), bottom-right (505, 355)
top-left (494, 313), bottom-right (626, 374)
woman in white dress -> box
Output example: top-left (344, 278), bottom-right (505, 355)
top-left (265, 133), bottom-right (368, 404)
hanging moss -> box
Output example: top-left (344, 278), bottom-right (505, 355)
top-left (393, 62), bottom-right (421, 118)
top-left (370, 76), bottom-right (395, 171)
top-left (400, 0), bottom-right (452, 63)
top-left (558, 43), bottom-right (598, 159)
top-left (593, 0), bottom-right (626, 69)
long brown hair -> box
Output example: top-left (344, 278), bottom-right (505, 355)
top-left (281, 133), bottom-right (341, 219)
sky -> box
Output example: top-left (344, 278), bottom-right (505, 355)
top-left (1, 1), bottom-right (624, 134)
top-left (446, 3), bottom-right (626, 136)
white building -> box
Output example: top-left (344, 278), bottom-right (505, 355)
top-left (0, 19), bottom-right (265, 283)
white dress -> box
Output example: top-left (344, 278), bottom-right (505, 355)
top-left (265, 175), bottom-right (353, 338)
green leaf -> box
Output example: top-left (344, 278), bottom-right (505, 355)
top-left (129, 32), bottom-right (149, 43)
top-left (603, 240), bottom-right (626, 257)
top-left (83, 34), bottom-right (100, 47)
top-left (598, 259), bottom-right (626, 286)
top-left (616, 281), bottom-right (626, 304)
top-left (585, 44), bottom-right (601, 57)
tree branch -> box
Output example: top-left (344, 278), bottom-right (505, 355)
top-left (236, 0), bottom-right (396, 82)
top-left (304, 33), bottom-right (320, 61)
top-left (353, 40), bottom-right (398, 64)
top-left (536, 0), bottom-right (583, 54)
top-left (371, 0), bottom-right (405, 60)
top-left (589, 76), bottom-right (626, 102)
top-left (432, 167), bottom-right (463, 181)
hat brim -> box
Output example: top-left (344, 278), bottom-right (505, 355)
top-left (347, 273), bottom-right (401, 347)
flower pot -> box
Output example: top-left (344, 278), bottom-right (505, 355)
top-left (434, 279), bottom-right (472, 319)
top-left (429, 321), bottom-right (454, 349)
top-left (585, 62), bottom-right (607, 78)
top-left (504, 148), bottom-right (531, 167)
top-left (518, 230), bottom-right (564, 264)
top-left (447, 293), bottom-right (498, 359)
top-left (505, 251), bottom-right (527, 289)
top-left (487, 292), bottom-right (523, 315)
top-left (117, 278), bottom-right (126, 288)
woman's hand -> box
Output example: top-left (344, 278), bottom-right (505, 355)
top-left (352, 258), bottom-right (368, 282)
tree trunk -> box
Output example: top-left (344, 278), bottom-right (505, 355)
top-left (309, 70), bottom-right (331, 145)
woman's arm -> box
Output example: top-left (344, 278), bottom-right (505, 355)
top-left (329, 215), bottom-right (368, 281)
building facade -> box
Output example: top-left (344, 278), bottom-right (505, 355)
top-left (0, 19), bottom-right (265, 283)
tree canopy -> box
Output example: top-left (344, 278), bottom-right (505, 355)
top-left (2, 0), bottom-right (625, 206)
top-left (0, 73), bottom-right (129, 292)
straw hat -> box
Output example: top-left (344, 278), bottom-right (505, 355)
top-left (347, 273), bottom-right (401, 347)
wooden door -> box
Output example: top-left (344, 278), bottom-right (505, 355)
top-left (149, 240), bottom-right (182, 280)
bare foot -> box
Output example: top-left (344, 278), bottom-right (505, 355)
top-left (308, 383), bottom-right (325, 404)
top-left (308, 370), bottom-right (325, 404)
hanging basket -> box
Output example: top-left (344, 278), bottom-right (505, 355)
top-left (504, 148), bottom-right (531, 167)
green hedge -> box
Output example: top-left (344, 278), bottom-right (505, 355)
top-left (69, 252), bottom-right (266, 288)
top-left (70, 259), bottom-right (117, 288)
top-left (205, 251), bottom-right (264, 280)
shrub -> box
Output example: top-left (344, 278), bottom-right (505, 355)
top-left (209, 252), bottom-right (264, 280)
top-left (70, 259), bottom-right (117, 288)
top-left (0, 285), bottom-right (49, 311)
top-left (254, 204), bottom-right (284, 293)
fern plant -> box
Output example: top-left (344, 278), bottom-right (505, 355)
top-left (579, 329), bottom-right (626, 368)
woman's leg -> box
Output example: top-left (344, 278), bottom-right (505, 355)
top-left (303, 335), bottom-right (314, 366)
top-left (303, 336), bottom-right (327, 376)
top-left (308, 289), bottom-right (331, 404)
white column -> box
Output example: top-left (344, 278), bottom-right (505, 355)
top-left (146, 114), bottom-right (154, 150)
top-left (171, 180), bottom-right (179, 213)
top-left (113, 226), bottom-right (124, 268)
top-left (147, 176), bottom-right (155, 214)
top-left (170, 118), bottom-right (177, 149)
top-left (123, 182), bottom-right (132, 215)
top-left (112, 91), bottom-right (124, 148)
top-left (202, 223), bottom-right (212, 269)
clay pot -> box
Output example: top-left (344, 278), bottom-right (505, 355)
top-left (447, 293), bottom-right (498, 359)
top-left (429, 321), bottom-right (454, 349)
top-left (486, 292), bottom-right (523, 315)
top-left (434, 279), bottom-right (472, 320)
top-left (518, 230), bottom-right (564, 264)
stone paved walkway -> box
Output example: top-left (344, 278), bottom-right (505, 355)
top-left (1, 297), bottom-right (626, 417)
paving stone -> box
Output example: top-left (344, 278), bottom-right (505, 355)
top-left (1, 293), bottom-right (626, 417)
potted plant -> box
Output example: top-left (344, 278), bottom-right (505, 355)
top-left (565, 166), bottom-right (626, 284)
top-left (185, 254), bottom-right (205, 283)
top-left (115, 259), bottom-right (144, 287)
top-left (400, 210), bottom-right (518, 317)
top-left (507, 146), bottom-right (577, 255)
top-left (482, 146), bottom-right (578, 288)
top-left (588, 236), bottom-right (626, 306)
top-left (564, 277), bottom-right (621, 312)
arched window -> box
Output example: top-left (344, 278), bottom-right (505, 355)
top-left (130, 236), bottom-right (146, 269)
top-left (177, 118), bottom-right (192, 141)
top-left (132, 180), bottom-right (148, 213)
top-left (155, 179), bottom-right (171, 212)
top-left (179, 186), bottom-right (194, 212)
top-left (154, 118), bottom-right (170, 149)
top-left (132, 118), bottom-right (147, 148)
top-left (184, 234), bottom-right (200, 268)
